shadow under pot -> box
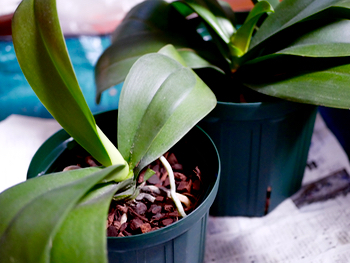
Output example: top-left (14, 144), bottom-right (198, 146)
top-left (27, 109), bottom-right (221, 263)
top-left (199, 100), bottom-right (317, 217)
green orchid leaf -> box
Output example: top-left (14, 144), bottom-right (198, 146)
top-left (173, 0), bottom-right (235, 43)
top-left (241, 54), bottom-right (350, 109)
top-left (247, 64), bottom-right (350, 108)
top-left (112, 184), bottom-right (137, 201)
top-left (0, 167), bottom-right (102, 238)
top-left (245, 0), bottom-right (274, 22)
top-left (110, 1), bottom-right (167, 40)
top-left (231, 0), bottom-right (274, 55)
top-left (170, 0), bottom-right (235, 63)
top-left (228, 43), bottom-right (245, 57)
top-left (143, 169), bottom-right (157, 182)
top-left (117, 45), bottom-right (216, 173)
top-left (250, 0), bottom-right (350, 49)
top-left (50, 183), bottom-right (119, 263)
top-left (11, 0), bottom-right (123, 167)
top-left (95, 0), bottom-right (224, 103)
top-left (218, 0), bottom-right (237, 24)
top-left (250, 0), bottom-right (280, 8)
top-left (276, 19), bottom-right (350, 57)
top-left (95, 32), bottom-right (193, 103)
top-left (175, 48), bottom-right (225, 73)
top-left (171, 0), bottom-right (235, 63)
top-left (265, 0), bottom-right (280, 8)
top-left (0, 165), bottom-right (126, 263)
top-left (158, 43), bottom-right (225, 74)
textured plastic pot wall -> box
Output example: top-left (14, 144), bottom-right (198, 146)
top-left (199, 100), bottom-right (317, 217)
top-left (27, 110), bottom-right (220, 263)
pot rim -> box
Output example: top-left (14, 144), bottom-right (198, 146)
top-left (207, 99), bottom-right (317, 121)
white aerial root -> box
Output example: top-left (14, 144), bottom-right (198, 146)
top-left (159, 156), bottom-right (187, 218)
top-left (175, 192), bottom-right (191, 208)
top-left (120, 213), bottom-right (128, 225)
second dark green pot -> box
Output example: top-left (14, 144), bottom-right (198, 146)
top-left (199, 100), bottom-right (317, 217)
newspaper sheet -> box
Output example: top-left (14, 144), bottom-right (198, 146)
top-left (205, 113), bottom-right (350, 263)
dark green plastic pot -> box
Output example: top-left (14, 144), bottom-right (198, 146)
top-left (199, 100), bottom-right (317, 217)
top-left (27, 110), bottom-right (220, 263)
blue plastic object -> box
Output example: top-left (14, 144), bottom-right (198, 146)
top-left (0, 36), bottom-right (121, 121)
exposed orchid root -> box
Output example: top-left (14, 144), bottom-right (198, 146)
top-left (159, 156), bottom-right (187, 218)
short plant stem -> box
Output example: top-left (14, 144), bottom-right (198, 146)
top-left (159, 156), bottom-right (187, 218)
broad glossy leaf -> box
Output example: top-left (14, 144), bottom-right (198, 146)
top-left (231, 1), bottom-right (274, 55)
top-left (95, 0), bottom-right (226, 102)
top-left (50, 183), bottom-right (119, 263)
top-left (245, 0), bottom-right (274, 22)
top-left (264, 0), bottom-right (280, 8)
top-left (0, 167), bottom-right (101, 238)
top-left (12, 0), bottom-right (120, 167)
top-left (172, 0), bottom-right (235, 43)
top-left (242, 56), bottom-right (350, 109)
top-left (177, 48), bottom-right (225, 72)
top-left (250, 0), bottom-right (280, 8)
top-left (95, 32), bottom-right (193, 103)
top-left (117, 45), bottom-right (216, 173)
top-left (171, 0), bottom-right (235, 63)
top-left (276, 19), bottom-right (350, 57)
top-left (0, 165), bottom-right (125, 263)
top-left (111, 0), bottom-right (175, 42)
top-left (250, 0), bottom-right (350, 49)
top-left (218, 0), bottom-right (236, 24)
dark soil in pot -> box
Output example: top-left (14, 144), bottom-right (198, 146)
top-left (61, 149), bottom-right (206, 237)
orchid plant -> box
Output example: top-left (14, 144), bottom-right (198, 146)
top-left (0, 0), bottom-right (216, 262)
top-left (95, 0), bottom-right (350, 108)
